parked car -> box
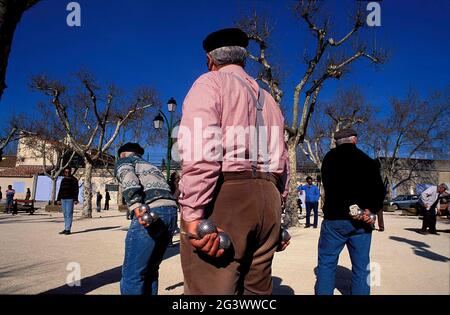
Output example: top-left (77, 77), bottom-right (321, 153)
top-left (388, 194), bottom-right (421, 210)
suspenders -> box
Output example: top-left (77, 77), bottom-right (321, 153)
top-left (230, 74), bottom-right (269, 176)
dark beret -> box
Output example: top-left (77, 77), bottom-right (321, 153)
top-left (334, 128), bottom-right (357, 140)
top-left (203, 28), bottom-right (249, 53)
top-left (118, 142), bottom-right (144, 156)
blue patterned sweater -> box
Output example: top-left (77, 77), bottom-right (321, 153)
top-left (115, 155), bottom-right (176, 211)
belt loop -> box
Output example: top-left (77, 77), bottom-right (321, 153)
top-left (251, 165), bottom-right (257, 178)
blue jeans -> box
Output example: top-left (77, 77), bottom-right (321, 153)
top-left (316, 219), bottom-right (372, 295)
top-left (306, 202), bottom-right (319, 227)
top-left (61, 199), bottom-right (74, 231)
top-left (6, 198), bottom-right (14, 212)
top-left (120, 205), bottom-right (177, 295)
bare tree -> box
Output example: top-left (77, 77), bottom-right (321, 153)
top-left (20, 103), bottom-right (77, 204)
top-left (239, 0), bottom-right (386, 226)
top-left (366, 89), bottom-right (450, 198)
top-left (0, 125), bottom-right (17, 159)
top-left (0, 0), bottom-right (41, 100)
top-left (22, 136), bottom-right (76, 205)
top-left (300, 88), bottom-right (373, 169)
top-left (31, 71), bottom-right (159, 217)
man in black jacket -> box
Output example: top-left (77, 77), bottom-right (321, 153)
top-left (316, 129), bottom-right (385, 295)
top-left (57, 167), bottom-right (79, 235)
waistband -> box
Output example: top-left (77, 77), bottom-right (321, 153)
top-left (222, 171), bottom-right (279, 186)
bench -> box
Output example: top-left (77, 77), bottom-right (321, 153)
top-left (11, 199), bottom-right (36, 215)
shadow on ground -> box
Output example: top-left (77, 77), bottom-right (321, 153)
top-left (313, 265), bottom-right (352, 295)
top-left (272, 276), bottom-right (295, 295)
top-left (163, 276), bottom-right (296, 295)
top-left (405, 227), bottom-right (450, 234)
top-left (390, 235), bottom-right (449, 262)
top-left (39, 243), bottom-right (180, 294)
top-left (39, 266), bottom-right (122, 294)
top-left (70, 226), bottom-right (121, 234)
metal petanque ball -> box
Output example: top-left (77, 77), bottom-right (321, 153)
top-left (140, 205), bottom-right (159, 225)
top-left (197, 219), bottom-right (217, 238)
top-left (369, 213), bottom-right (377, 222)
top-left (349, 204), bottom-right (364, 218)
top-left (281, 228), bottom-right (291, 242)
top-left (140, 204), bottom-right (149, 213)
top-left (218, 232), bottom-right (231, 250)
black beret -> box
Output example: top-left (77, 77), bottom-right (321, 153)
top-left (118, 142), bottom-right (144, 156)
top-left (203, 28), bottom-right (249, 53)
top-left (334, 128), bottom-right (357, 140)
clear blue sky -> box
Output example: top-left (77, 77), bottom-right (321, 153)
top-left (1, 0), bottom-right (449, 160)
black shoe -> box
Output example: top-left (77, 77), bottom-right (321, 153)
top-left (313, 226), bottom-right (318, 229)
top-left (304, 225), bottom-right (311, 228)
top-left (378, 228), bottom-right (385, 232)
top-left (64, 230), bottom-right (71, 235)
top-left (418, 230), bottom-right (428, 235)
top-left (429, 231), bottom-right (439, 235)
top-left (59, 230), bottom-right (68, 235)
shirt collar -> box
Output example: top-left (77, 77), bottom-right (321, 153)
top-left (218, 64), bottom-right (248, 76)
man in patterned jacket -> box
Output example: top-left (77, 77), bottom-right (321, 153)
top-left (115, 142), bottom-right (178, 295)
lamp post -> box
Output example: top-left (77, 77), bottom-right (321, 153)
top-left (153, 97), bottom-right (177, 182)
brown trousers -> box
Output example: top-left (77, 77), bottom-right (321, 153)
top-left (377, 210), bottom-right (385, 230)
top-left (181, 173), bottom-right (282, 295)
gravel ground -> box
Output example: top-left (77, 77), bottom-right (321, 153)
top-left (0, 207), bottom-right (448, 295)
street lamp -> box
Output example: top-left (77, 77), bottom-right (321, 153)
top-left (153, 113), bottom-right (164, 130)
top-left (167, 97), bottom-right (177, 112)
top-left (153, 98), bottom-right (179, 182)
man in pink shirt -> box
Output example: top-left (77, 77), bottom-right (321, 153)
top-left (177, 28), bottom-right (290, 295)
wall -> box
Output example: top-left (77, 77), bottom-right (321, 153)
top-left (16, 137), bottom-right (58, 167)
top-left (0, 177), bottom-right (35, 199)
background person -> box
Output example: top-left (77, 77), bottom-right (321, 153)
top-left (104, 189), bottom-right (110, 210)
top-left (5, 185), bottom-right (15, 214)
top-left (56, 167), bottom-right (79, 235)
top-left (301, 176), bottom-right (320, 228)
top-left (96, 191), bottom-right (102, 212)
top-left (419, 183), bottom-right (448, 235)
top-left (296, 181), bottom-right (304, 215)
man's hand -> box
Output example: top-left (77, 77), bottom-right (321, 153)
top-left (182, 219), bottom-right (225, 258)
top-left (361, 209), bottom-right (375, 225)
top-left (276, 239), bottom-right (290, 252)
top-left (134, 208), bottom-right (150, 228)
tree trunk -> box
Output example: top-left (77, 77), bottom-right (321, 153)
top-left (0, 0), bottom-right (40, 100)
top-left (285, 140), bottom-right (299, 227)
top-left (51, 177), bottom-right (57, 205)
top-left (82, 161), bottom-right (93, 218)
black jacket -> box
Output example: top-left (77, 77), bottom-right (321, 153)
top-left (57, 176), bottom-right (79, 201)
top-left (321, 143), bottom-right (386, 220)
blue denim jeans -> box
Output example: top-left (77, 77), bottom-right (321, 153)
top-left (316, 219), bottom-right (372, 295)
top-left (120, 205), bottom-right (178, 295)
top-left (61, 199), bottom-right (74, 231)
top-left (306, 202), bottom-right (319, 227)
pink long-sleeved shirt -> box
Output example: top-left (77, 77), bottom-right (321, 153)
top-left (177, 64), bottom-right (290, 221)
